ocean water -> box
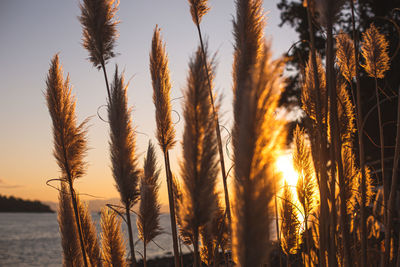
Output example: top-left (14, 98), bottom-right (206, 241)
top-left (0, 212), bottom-right (187, 266)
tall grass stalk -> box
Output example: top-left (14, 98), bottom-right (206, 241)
top-left (304, 5), bottom-right (330, 265)
top-left (188, 0), bottom-right (232, 225)
top-left (149, 26), bottom-right (180, 267)
top-left (46, 55), bottom-right (89, 267)
top-left (108, 67), bottom-right (140, 266)
top-left (179, 46), bottom-right (219, 267)
top-left (360, 23), bottom-right (390, 265)
top-left (58, 183), bottom-right (84, 267)
top-left (347, 3), bottom-right (369, 262)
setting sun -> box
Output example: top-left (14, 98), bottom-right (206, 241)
top-left (276, 153), bottom-right (299, 188)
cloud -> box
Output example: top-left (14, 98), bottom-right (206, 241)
top-left (0, 178), bottom-right (23, 189)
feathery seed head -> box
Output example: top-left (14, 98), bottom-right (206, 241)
top-left (179, 45), bottom-right (219, 244)
top-left (188, 0), bottom-right (210, 24)
top-left (108, 66), bottom-right (140, 208)
top-left (232, 43), bottom-right (286, 266)
top-left (281, 181), bottom-right (301, 255)
top-left (46, 54), bottom-right (88, 184)
top-left (57, 183), bottom-right (83, 267)
top-left (301, 53), bottom-right (327, 126)
top-left (233, 0), bottom-right (265, 129)
top-left (361, 24), bottom-right (390, 79)
top-left (79, 0), bottom-right (119, 69)
top-left (77, 198), bottom-right (102, 267)
top-left (336, 31), bottom-right (356, 82)
top-left (137, 141), bottom-right (162, 245)
top-left (100, 208), bottom-right (126, 267)
top-left (150, 26), bottom-right (176, 151)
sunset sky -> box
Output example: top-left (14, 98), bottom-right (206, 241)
top-left (0, 0), bottom-right (296, 205)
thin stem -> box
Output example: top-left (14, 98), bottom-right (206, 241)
top-left (306, 6), bottom-right (329, 267)
top-left (61, 139), bottom-right (88, 267)
top-left (349, 1), bottom-right (368, 264)
top-left (192, 11), bottom-right (231, 226)
top-left (143, 241), bottom-right (147, 267)
top-left (386, 86), bottom-right (400, 266)
top-left (101, 61), bottom-right (111, 101)
top-left (126, 205), bottom-right (137, 267)
top-left (163, 149), bottom-right (181, 267)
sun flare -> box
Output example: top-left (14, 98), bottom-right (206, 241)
top-left (276, 153), bottom-right (299, 188)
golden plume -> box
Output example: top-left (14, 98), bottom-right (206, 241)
top-left (58, 183), bottom-right (83, 267)
top-left (150, 26), bottom-right (176, 152)
top-left (179, 45), bottom-right (219, 267)
top-left (46, 54), bottom-right (89, 267)
top-left (79, 0), bottom-right (119, 69)
top-left (77, 197), bottom-right (102, 267)
top-left (137, 141), bottom-right (162, 267)
top-left (231, 42), bottom-right (286, 266)
top-left (301, 53), bottom-right (327, 126)
top-left (108, 66), bottom-right (140, 208)
top-left (188, 0), bottom-right (210, 24)
top-left (108, 66), bottom-right (140, 265)
top-left (337, 75), bottom-right (356, 144)
top-left (150, 25), bottom-right (180, 267)
top-left (336, 31), bottom-right (356, 83)
top-left (46, 54), bottom-right (88, 184)
top-left (280, 181), bottom-right (301, 256)
top-left (232, 0), bottom-right (265, 131)
top-left (100, 208), bottom-right (126, 267)
top-left (293, 126), bottom-right (317, 218)
top-left (361, 24), bottom-right (390, 79)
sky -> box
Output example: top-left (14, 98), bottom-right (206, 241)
top-left (0, 0), bottom-right (297, 205)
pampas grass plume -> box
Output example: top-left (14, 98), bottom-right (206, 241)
top-left (188, 0), bottom-right (210, 24)
top-left (100, 208), bottom-right (126, 267)
top-left (58, 183), bottom-right (83, 267)
top-left (150, 26), bottom-right (176, 152)
top-left (361, 24), bottom-right (390, 79)
top-left (137, 141), bottom-right (162, 246)
top-left (108, 66), bottom-right (140, 208)
top-left (179, 45), bottom-right (219, 266)
top-left (77, 197), bottom-right (102, 267)
top-left (336, 31), bottom-right (356, 83)
top-left (46, 54), bottom-right (88, 184)
top-left (231, 43), bottom-right (286, 266)
top-left (79, 0), bottom-right (119, 69)
top-left (281, 181), bottom-right (300, 255)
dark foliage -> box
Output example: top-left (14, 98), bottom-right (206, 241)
top-left (0, 195), bottom-right (53, 212)
top-left (277, 0), bottom-right (400, 171)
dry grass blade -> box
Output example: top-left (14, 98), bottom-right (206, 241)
top-left (361, 23), bottom-right (390, 79)
top-left (336, 31), bottom-right (356, 83)
top-left (188, 0), bottom-right (210, 24)
top-left (179, 45), bottom-right (219, 267)
top-left (58, 183), bottom-right (83, 267)
top-left (150, 26), bottom-right (176, 152)
top-left (79, 0), bottom-right (119, 69)
top-left (137, 141), bottom-right (162, 246)
top-left (100, 208), bottom-right (126, 267)
top-left (108, 66), bottom-right (140, 208)
top-left (231, 43), bottom-right (286, 266)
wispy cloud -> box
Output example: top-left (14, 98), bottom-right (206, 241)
top-left (0, 178), bottom-right (23, 189)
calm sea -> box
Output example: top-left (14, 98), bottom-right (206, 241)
top-left (0, 213), bottom-right (187, 266)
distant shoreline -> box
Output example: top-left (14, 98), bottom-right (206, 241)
top-left (0, 195), bottom-right (53, 213)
